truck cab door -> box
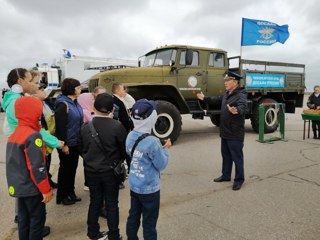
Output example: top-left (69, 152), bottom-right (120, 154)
top-left (176, 49), bottom-right (206, 100)
top-left (205, 52), bottom-right (227, 110)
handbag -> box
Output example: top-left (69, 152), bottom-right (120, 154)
top-left (113, 160), bottom-right (127, 182)
top-left (88, 122), bottom-right (127, 182)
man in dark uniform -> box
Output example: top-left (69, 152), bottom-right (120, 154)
top-left (197, 70), bottom-right (247, 190)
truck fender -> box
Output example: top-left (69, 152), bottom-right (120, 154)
top-left (127, 84), bottom-right (190, 114)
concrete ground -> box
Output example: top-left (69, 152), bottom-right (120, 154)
top-left (0, 105), bottom-right (320, 240)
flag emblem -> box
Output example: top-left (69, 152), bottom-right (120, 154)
top-left (241, 18), bottom-right (289, 46)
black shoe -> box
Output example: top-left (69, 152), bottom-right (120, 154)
top-left (87, 231), bottom-right (108, 240)
top-left (232, 182), bottom-right (243, 191)
top-left (213, 176), bottom-right (231, 182)
top-left (49, 180), bottom-right (58, 189)
top-left (56, 196), bottom-right (75, 205)
top-left (69, 193), bottom-right (81, 202)
top-left (42, 226), bottom-right (50, 238)
top-left (14, 215), bottom-right (18, 224)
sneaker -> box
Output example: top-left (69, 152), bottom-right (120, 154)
top-left (42, 226), bottom-right (51, 238)
top-left (84, 186), bottom-right (90, 191)
top-left (87, 231), bottom-right (108, 240)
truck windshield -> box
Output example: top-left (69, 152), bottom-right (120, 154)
top-left (143, 49), bottom-right (177, 67)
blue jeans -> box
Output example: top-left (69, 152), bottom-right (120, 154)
top-left (126, 190), bottom-right (160, 240)
top-left (86, 173), bottom-right (120, 240)
top-left (18, 194), bottom-right (46, 240)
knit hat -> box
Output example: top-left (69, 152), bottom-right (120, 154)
top-left (132, 99), bottom-right (156, 120)
top-left (94, 93), bottom-right (114, 113)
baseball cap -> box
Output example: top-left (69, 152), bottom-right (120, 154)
top-left (132, 99), bottom-right (156, 120)
top-left (94, 93), bottom-right (114, 113)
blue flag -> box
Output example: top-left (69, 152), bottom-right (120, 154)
top-left (241, 18), bottom-right (289, 46)
top-left (63, 49), bottom-right (72, 58)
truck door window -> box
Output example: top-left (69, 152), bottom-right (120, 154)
top-left (180, 50), bottom-right (199, 66)
top-left (209, 53), bottom-right (225, 68)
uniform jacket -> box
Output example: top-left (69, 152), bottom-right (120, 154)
top-left (55, 94), bottom-right (83, 147)
top-left (126, 130), bottom-right (168, 194)
top-left (307, 93), bottom-right (320, 109)
top-left (79, 116), bottom-right (127, 178)
top-left (2, 90), bottom-right (60, 148)
top-left (204, 87), bottom-right (247, 141)
top-left (6, 96), bottom-right (51, 198)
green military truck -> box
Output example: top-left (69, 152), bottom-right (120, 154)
top-left (88, 45), bottom-right (305, 142)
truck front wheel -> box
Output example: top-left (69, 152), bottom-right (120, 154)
top-left (251, 98), bottom-right (279, 133)
top-left (153, 100), bottom-right (182, 142)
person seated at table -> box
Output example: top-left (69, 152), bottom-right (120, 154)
top-left (307, 85), bottom-right (320, 139)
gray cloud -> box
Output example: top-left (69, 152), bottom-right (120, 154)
top-left (0, 0), bottom-right (319, 90)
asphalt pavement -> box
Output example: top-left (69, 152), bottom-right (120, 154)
top-left (0, 105), bottom-right (320, 240)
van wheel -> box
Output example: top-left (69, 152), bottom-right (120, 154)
top-left (251, 98), bottom-right (279, 133)
top-left (210, 114), bottom-right (220, 127)
top-left (153, 101), bottom-right (182, 143)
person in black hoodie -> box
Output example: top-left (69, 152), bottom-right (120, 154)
top-left (112, 82), bottom-right (134, 133)
top-left (306, 85), bottom-right (320, 139)
top-left (79, 93), bottom-right (127, 240)
top-left (197, 70), bottom-right (247, 191)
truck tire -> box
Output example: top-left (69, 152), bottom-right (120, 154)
top-left (153, 100), bottom-right (182, 142)
top-left (251, 98), bottom-right (279, 133)
top-left (210, 114), bottom-right (220, 127)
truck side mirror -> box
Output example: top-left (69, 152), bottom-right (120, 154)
top-left (185, 49), bottom-right (193, 65)
top-left (138, 60), bottom-right (141, 67)
top-left (170, 60), bottom-right (176, 72)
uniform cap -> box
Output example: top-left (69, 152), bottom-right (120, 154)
top-left (224, 70), bottom-right (242, 81)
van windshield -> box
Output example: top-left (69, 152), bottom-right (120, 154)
top-left (143, 49), bottom-right (177, 67)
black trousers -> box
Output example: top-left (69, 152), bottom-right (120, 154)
top-left (57, 146), bottom-right (80, 199)
top-left (86, 173), bottom-right (120, 239)
top-left (45, 154), bottom-right (53, 181)
top-left (311, 120), bottom-right (320, 134)
top-left (220, 138), bottom-right (245, 184)
top-left (18, 194), bottom-right (46, 240)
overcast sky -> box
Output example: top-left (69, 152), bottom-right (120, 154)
top-left (0, 0), bottom-right (318, 90)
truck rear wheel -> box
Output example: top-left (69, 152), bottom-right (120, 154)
top-left (153, 100), bottom-right (182, 142)
top-left (251, 98), bottom-right (279, 133)
top-left (210, 114), bottom-right (220, 127)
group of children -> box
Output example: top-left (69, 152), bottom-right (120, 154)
top-left (4, 67), bottom-right (171, 240)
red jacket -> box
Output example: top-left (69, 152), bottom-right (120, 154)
top-left (6, 96), bottom-right (51, 197)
